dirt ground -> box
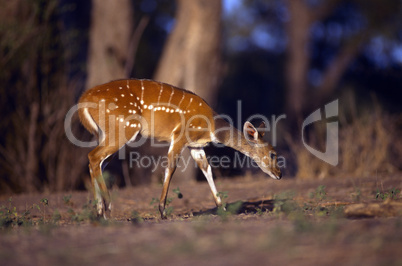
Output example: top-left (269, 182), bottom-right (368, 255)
top-left (1, 174), bottom-right (402, 265)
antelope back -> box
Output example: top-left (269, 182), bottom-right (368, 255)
top-left (78, 79), bottom-right (215, 146)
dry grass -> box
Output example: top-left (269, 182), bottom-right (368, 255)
top-left (294, 98), bottom-right (400, 179)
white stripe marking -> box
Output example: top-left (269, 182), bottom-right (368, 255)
top-left (178, 91), bottom-right (185, 107)
top-left (157, 84), bottom-right (163, 105)
top-left (168, 87), bottom-right (174, 105)
top-left (141, 80), bottom-right (144, 103)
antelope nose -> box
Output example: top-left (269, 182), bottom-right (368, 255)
top-left (277, 171), bottom-right (282, 179)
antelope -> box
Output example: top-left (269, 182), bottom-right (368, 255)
top-left (78, 79), bottom-right (282, 219)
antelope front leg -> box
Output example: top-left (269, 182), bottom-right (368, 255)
top-left (190, 148), bottom-right (223, 208)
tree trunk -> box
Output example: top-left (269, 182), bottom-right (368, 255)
top-left (285, 0), bottom-right (311, 126)
top-left (154, 0), bottom-right (222, 106)
top-left (86, 0), bottom-right (133, 89)
top-left (153, 0), bottom-right (222, 183)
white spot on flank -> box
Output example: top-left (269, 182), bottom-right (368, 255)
top-left (199, 103), bottom-right (202, 106)
top-left (130, 93), bottom-right (133, 97)
top-left (148, 105), bottom-right (153, 109)
top-left (119, 87), bottom-right (122, 90)
top-left (100, 99), bottom-right (105, 102)
top-left (170, 109), bottom-right (174, 113)
top-left (114, 98), bottom-right (118, 102)
top-left (166, 108), bottom-right (170, 112)
top-left (130, 102), bottom-right (133, 105)
top-left (162, 107), bottom-right (165, 111)
top-left (129, 110), bottom-right (132, 113)
top-left (120, 118), bottom-right (124, 122)
top-left (140, 100), bottom-right (144, 105)
top-left (106, 109), bottom-right (110, 113)
top-left (126, 121), bottom-right (130, 126)
top-left (137, 97), bottom-right (140, 100)
top-left (144, 104), bottom-right (148, 109)
top-left (121, 94), bottom-right (125, 97)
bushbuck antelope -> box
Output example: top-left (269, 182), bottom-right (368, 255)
top-left (78, 79), bottom-right (282, 219)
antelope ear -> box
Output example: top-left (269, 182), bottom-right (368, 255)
top-left (257, 121), bottom-right (266, 137)
top-left (243, 121), bottom-right (259, 142)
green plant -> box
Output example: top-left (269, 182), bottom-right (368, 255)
top-left (273, 191), bottom-right (298, 215)
top-left (150, 196), bottom-right (174, 217)
top-left (130, 211), bottom-right (144, 225)
top-left (215, 192), bottom-right (244, 221)
top-left (173, 187), bottom-right (183, 199)
top-left (63, 194), bottom-right (72, 206)
top-left (375, 187), bottom-right (400, 200)
top-left (150, 197), bottom-right (159, 206)
top-left (0, 197), bottom-right (53, 228)
top-left (309, 185), bottom-right (327, 201)
top-left (0, 198), bottom-right (19, 228)
top-left (256, 207), bottom-right (264, 216)
top-left (217, 191), bottom-right (229, 209)
top-left (351, 188), bottom-right (361, 202)
top-left (52, 209), bottom-right (62, 223)
top-left (69, 200), bottom-right (99, 223)
top-left (38, 198), bottom-right (49, 223)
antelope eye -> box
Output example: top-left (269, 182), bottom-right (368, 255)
top-left (269, 152), bottom-right (276, 161)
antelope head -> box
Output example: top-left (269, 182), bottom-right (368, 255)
top-left (243, 121), bottom-right (282, 180)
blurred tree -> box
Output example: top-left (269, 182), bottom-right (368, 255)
top-left (86, 0), bottom-right (133, 89)
top-left (284, 0), bottom-right (401, 125)
top-left (154, 0), bottom-right (222, 106)
top-left (0, 0), bottom-right (88, 193)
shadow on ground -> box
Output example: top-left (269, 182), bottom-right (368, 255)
top-left (192, 199), bottom-right (276, 216)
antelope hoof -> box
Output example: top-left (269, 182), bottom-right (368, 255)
top-left (159, 205), bottom-right (167, 220)
top-left (97, 200), bottom-right (112, 219)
